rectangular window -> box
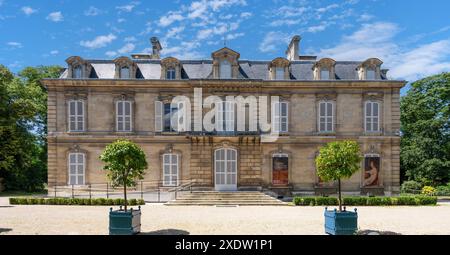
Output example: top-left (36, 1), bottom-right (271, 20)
top-left (319, 101), bottom-right (334, 133)
top-left (320, 69), bottom-right (330, 80)
top-left (68, 153), bottom-right (85, 185)
top-left (166, 68), bottom-right (176, 80)
top-left (275, 67), bottom-right (284, 80)
top-left (163, 154), bottom-right (178, 186)
top-left (219, 60), bottom-right (232, 79)
top-left (272, 101), bottom-right (289, 133)
top-left (366, 69), bottom-right (376, 80)
top-left (163, 103), bottom-right (178, 132)
top-left (68, 100), bottom-right (84, 132)
top-left (120, 67), bottom-right (130, 79)
top-left (216, 101), bottom-right (235, 132)
top-left (365, 101), bottom-right (380, 132)
top-left (116, 101), bottom-right (132, 132)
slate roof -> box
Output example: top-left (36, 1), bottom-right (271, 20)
top-left (60, 59), bottom-right (388, 80)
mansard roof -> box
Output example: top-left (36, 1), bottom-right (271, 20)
top-left (60, 59), bottom-right (388, 80)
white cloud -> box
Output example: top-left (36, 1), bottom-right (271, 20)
top-left (84, 6), bottom-right (102, 16)
top-left (390, 40), bottom-right (450, 81)
top-left (197, 28), bottom-right (213, 40)
top-left (50, 50), bottom-right (59, 55)
top-left (158, 11), bottom-right (184, 27)
top-left (117, 43), bottom-right (135, 54)
top-left (80, 34), bottom-right (117, 49)
top-left (160, 41), bottom-right (202, 59)
top-left (124, 36), bottom-right (136, 42)
top-left (116, 2), bottom-right (140, 13)
top-left (166, 26), bottom-right (185, 39)
top-left (240, 12), bottom-right (252, 19)
top-left (259, 31), bottom-right (289, 53)
top-left (46, 11), bottom-right (63, 22)
top-left (315, 21), bottom-right (450, 81)
top-left (317, 4), bottom-right (339, 13)
top-left (6, 41), bottom-right (23, 48)
top-left (105, 51), bottom-right (117, 58)
top-left (21, 6), bottom-right (37, 16)
top-left (226, 32), bottom-right (244, 40)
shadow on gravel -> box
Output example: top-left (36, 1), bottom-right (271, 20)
top-left (0, 228), bottom-right (12, 234)
top-left (357, 229), bottom-right (402, 235)
top-left (0, 206), bottom-right (14, 208)
top-left (139, 229), bottom-right (190, 235)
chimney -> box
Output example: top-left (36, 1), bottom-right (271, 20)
top-left (286, 35), bottom-right (301, 61)
top-left (150, 37), bottom-right (162, 59)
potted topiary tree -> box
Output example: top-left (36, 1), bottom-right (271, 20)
top-left (100, 139), bottom-right (148, 235)
top-left (315, 140), bottom-right (362, 235)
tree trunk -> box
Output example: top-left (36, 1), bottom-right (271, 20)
top-left (123, 175), bottom-right (128, 212)
top-left (338, 178), bottom-right (342, 212)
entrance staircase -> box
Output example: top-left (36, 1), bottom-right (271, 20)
top-left (165, 191), bottom-right (288, 206)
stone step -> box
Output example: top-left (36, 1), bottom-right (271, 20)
top-left (165, 191), bottom-right (287, 206)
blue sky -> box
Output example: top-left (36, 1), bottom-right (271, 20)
top-left (1, 0), bottom-right (450, 83)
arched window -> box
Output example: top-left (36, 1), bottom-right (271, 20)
top-left (219, 59), bottom-right (231, 79)
top-left (120, 66), bottom-right (130, 79)
top-left (166, 68), bottom-right (176, 80)
top-left (68, 152), bottom-right (85, 185)
top-left (73, 66), bottom-right (82, 79)
top-left (163, 153), bottom-right (179, 186)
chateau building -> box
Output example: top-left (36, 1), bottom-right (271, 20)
top-left (42, 36), bottom-right (405, 195)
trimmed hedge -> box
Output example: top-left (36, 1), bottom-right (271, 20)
top-left (293, 196), bottom-right (437, 206)
top-left (9, 197), bottom-right (145, 206)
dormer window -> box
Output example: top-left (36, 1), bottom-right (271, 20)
top-left (73, 66), bottom-right (82, 79)
top-left (212, 47), bottom-right (240, 79)
top-left (357, 58), bottom-right (383, 80)
top-left (114, 56), bottom-right (136, 79)
top-left (161, 57), bottom-right (181, 80)
top-left (269, 57), bottom-right (290, 80)
top-left (219, 59), bottom-right (232, 79)
top-left (166, 68), bottom-right (176, 80)
top-left (313, 58), bottom-right (336, 81)
top-left (120, 66), bottom-right (130, 79)
top-left (366, 68), bottom-right (376, 80)
top-left (320, 68), bottom-right (330, 80)
top-left (66, 56), bottom-right (92, 79)
top-left (275, 67), bottom-right (284, 80)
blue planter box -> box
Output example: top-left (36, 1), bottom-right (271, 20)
top-left (109, 207), bottom-right (141, 235)
top-left (324, 208), bottom-right (358, 235)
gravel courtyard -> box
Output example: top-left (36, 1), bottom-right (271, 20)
top-left (1, 197), bottom-right (450, 235)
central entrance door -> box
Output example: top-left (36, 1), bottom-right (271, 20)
top-left (214, 148), bottom-right (237, 191)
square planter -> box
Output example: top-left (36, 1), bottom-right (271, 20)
top-left (109, 206), bottom-right (141, 235)
top-left (324, 207), bottom-right (358, 235)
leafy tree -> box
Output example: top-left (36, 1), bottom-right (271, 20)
top-left (0, 65), bottom-right (62, 191)
top-left (100, 140), bottom-right (148, 211)
top-left (401, 73), bottom-right (450, 186)
top-left (316, 140), bottom-right (362, 211)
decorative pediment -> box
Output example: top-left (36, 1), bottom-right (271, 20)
top-left (269, 57), bottom-right (290, 69)
top-left (114, 56), bottom-right (135, 67)
top-left (211, 47), bottom-right (240, 59)
top-left (313, 58), bottom-right (336, 69)
top-left (66, 56), bottom-right (86, 66)
top-left (358, 58), bottom-right (383, 69)
top-left (161, 57), bottom-right (180, 67)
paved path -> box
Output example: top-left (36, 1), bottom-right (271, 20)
top-left (1, 197), bottom-right (450, 235)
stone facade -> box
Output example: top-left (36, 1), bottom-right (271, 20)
top-left (42, 36), bottom-right (406, 195)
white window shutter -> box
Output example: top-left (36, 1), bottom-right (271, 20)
top-left (272, 102), bottom-right (280, 132)
top-left (155, 101), bottom-right (163, 132)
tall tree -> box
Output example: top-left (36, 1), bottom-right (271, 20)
top-left (0, 65), bottom-right (62, 191)
top-left (400, 72), bottom-right (450, 186)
